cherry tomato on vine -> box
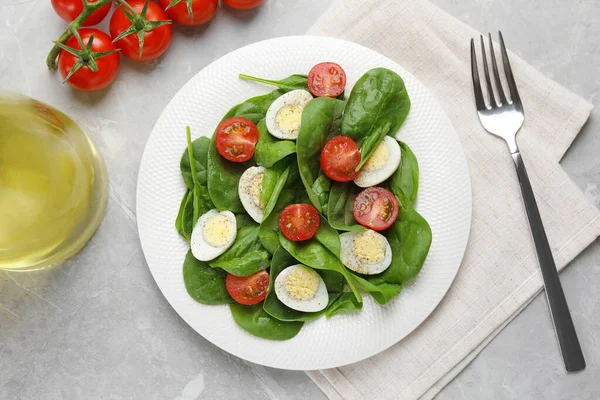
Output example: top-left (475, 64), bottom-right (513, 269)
top-left (353, 187), bottom-right (399, 231)
top-left (158, 0), bottom-right (218, 26)
top-left (215, 117), bottom-right (259, 162)
top-left (226, 270), bottom-right (270, 305)
top-left (279, 204), bottom-right (320, 242)
top-left (320, 136), bottom-right (361, 182)
top-left (308, 62), bottom-right (347, 98)
top-left (110, 0), bottom-right (173, 61)
top-left (57, 28), bottom-right (120, 92)
top-left (51, 0), bottom-right (112, 26)
top-left (222, 0), bottom-right (264, 10)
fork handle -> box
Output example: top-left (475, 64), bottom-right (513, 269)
top-left (512, 152), bottom-right (585, 372)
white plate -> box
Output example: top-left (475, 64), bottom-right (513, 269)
top-left (136, 36), bottom-right (472, 370)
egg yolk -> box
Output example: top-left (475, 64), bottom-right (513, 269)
top-left (275, 104), bottom-right (303, 136)
top-left (203, 215), bottom-right (235, 247)
top-left (353, 230), bottom-right (386, 264)
top-left (363, 140), bottom-right (390, 171)
top-left (285, 266), bottom-right (320, 300)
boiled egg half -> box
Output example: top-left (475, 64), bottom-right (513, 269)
top-left (266, 90), bottom-right (313, 140)
top-left (354, 136), bottom-right (401, 188)
top-left (239, 166), bottom-right (266, 223)
top-left (275, 264), bottom-right (329, 312)
top-left (340, 229), bottom-right (392, 274)
top-left (191, 209), bottom-right (237, 261)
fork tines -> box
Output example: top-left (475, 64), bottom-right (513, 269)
top-left (470, 31), bottom-right (522, 111)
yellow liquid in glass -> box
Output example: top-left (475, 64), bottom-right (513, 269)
top-left (0, 94), bottom-right (108, 271)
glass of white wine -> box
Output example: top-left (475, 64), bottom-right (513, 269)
top-left (0, 92), bottom-right (108, 271)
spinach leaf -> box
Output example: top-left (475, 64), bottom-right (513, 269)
top-left (327, 182), bottom-right (365, 232)
top-left (255, 119), bottom-right (297, 168)
top-left (261, 158), bottom-right (292, 221)
top-left (382, 187), bottom-right (432, 283)
top-left (183, 251), bottom-right (233, 305)
top-left (390, 141), bottom-right (419, 203)
top-left (314, 214), bottom-right (341, 257)
top-left (278, 228), bottom-right (362, 303)
top-left (230, 303), bottom-right (303, 341)
top-left (352, 273), bottom-right (402, 305)
top-left (341, 68), bottom-right (411, 169)
top-left (180, 136), bottom-right (210, 189)
top-left (296, 97), bottom-right (345, 212)
top-left (186, 127), bottom-right (214, 226)
top-left (326, 292), bottom-right (363, 317)
top-left (259, 189), bottom-right (296, 254)
top-left (175, 189), bottom-right (194, 241)
top-left (239, 73), bottom-right (309, 92)
top-left (210, 225), bottom-right (270, 276)
top-left (263, 247), bottom-right (342, 322)
top-left (236, 213), bottom-right (256, 230)
top-left (207, 90), bottom-right (285, 212)
top-left (312, 174), bottom-right (332, 215)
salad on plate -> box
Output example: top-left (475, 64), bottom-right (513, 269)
top-left (174, 62), bottom-right (432, 341)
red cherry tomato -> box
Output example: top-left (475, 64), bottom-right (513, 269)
top-left (215, 117), bottom-right (259, 162)
top-left (320, 136), bottom-right (361, 182)
top-left (58, 29), bottom-right (120, 92)
top-left (110, 0), bottom-right (172, 61)
top-left (51, 0), bottom-right (112, 26)
top-left (308, 62), bottom-right (346, 98)
top-left (353, 187), bottom-right (399, 231)
top-left (157, 0), bottom-right (218, 26)
top-left (226, 270), bottom-right (270, 305)
top-left (222, 0), bottom-right (264, 10)
top-left (279, 204), bottom-right (320, 242)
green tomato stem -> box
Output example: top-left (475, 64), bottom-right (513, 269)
top-left (46, 0), bottom-right (113, 71)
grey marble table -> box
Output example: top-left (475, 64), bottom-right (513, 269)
top-left (1, 0), bottom-right (599, 399)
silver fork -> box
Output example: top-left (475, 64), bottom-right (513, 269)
top-left (470, 31), bottom-right (585, 372)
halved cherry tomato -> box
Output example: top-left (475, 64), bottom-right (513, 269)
top-left (279, 204), bottom-right (320, 242)
top-left (308, 62), bottom-right (346, 98)
top-left (51, 0), bottom-right (112, 26)
top-left (320, 136), bottom-right (361, 182)
top-left (222, 0), bottom-right (264, 10)
top-left (226, 270), bottom-right (269, 305)
top-left (215, 117), bottom-right (259, 162)
top-left (157, 0), bottom-right (218, 26)
top-left (58, 28), bottom-right (120, 92)
top-left (109, 0), bottom-right (172, 61)
top-left (353, 187), bottom-right (399, 231)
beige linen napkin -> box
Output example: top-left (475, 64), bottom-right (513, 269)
top-left (306, 0), bottom-right (600, 399)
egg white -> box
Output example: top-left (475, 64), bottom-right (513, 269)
top-left (239, 166), bottom-right (266, 223)
top-left (275, 264), bottom-right (329, 312)
top-left (265, 90), bottom-right (313, 140)
top-left (191, 209), bottom-right (237, 261)
top-left (340, 230), bottom-right (392, 275)
top-left (354, 136), bottom-right (402, 188)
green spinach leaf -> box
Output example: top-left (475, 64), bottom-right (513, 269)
top-left (341, 68), bottom-right (411, 169)
top-left (255, 119), bottom-right (297, 168)
top-left (261, 158), bottom-right (292, 221)
top-left (327, 182), bottom-right (365, 232)
top-left (326, 292), bottom-right (363, 317)
top-left (180, 136), bottom-right (210, 189)
top-left (296, 97), bottom-right (345, 212)
top-left (183, 251), bottom-right (233, 305)
top-left (210, 225), bottom-right (270, 276)
top-left (230, 303), bottom-right (303, 341)
top-left (312, 174), bottom-right (332, 215)
top-left (263, 247), bottom-right (342, 322)
top-left (258, 188), bottom-right (297, 254)
top-left (207, 90), bottom-right (285, 212)
top-left (185, 127), bottom-right (214, 226)
top-left (239, 73), bottom-right (309, 92)
top-left (382, 187), bottom-right (432, 283)
top-left (352, 273), bottom-right (402, 305)
top-left (175, 189), bottom-right (194, 241)
top-left (390, 141), bottom-right (419, 203)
